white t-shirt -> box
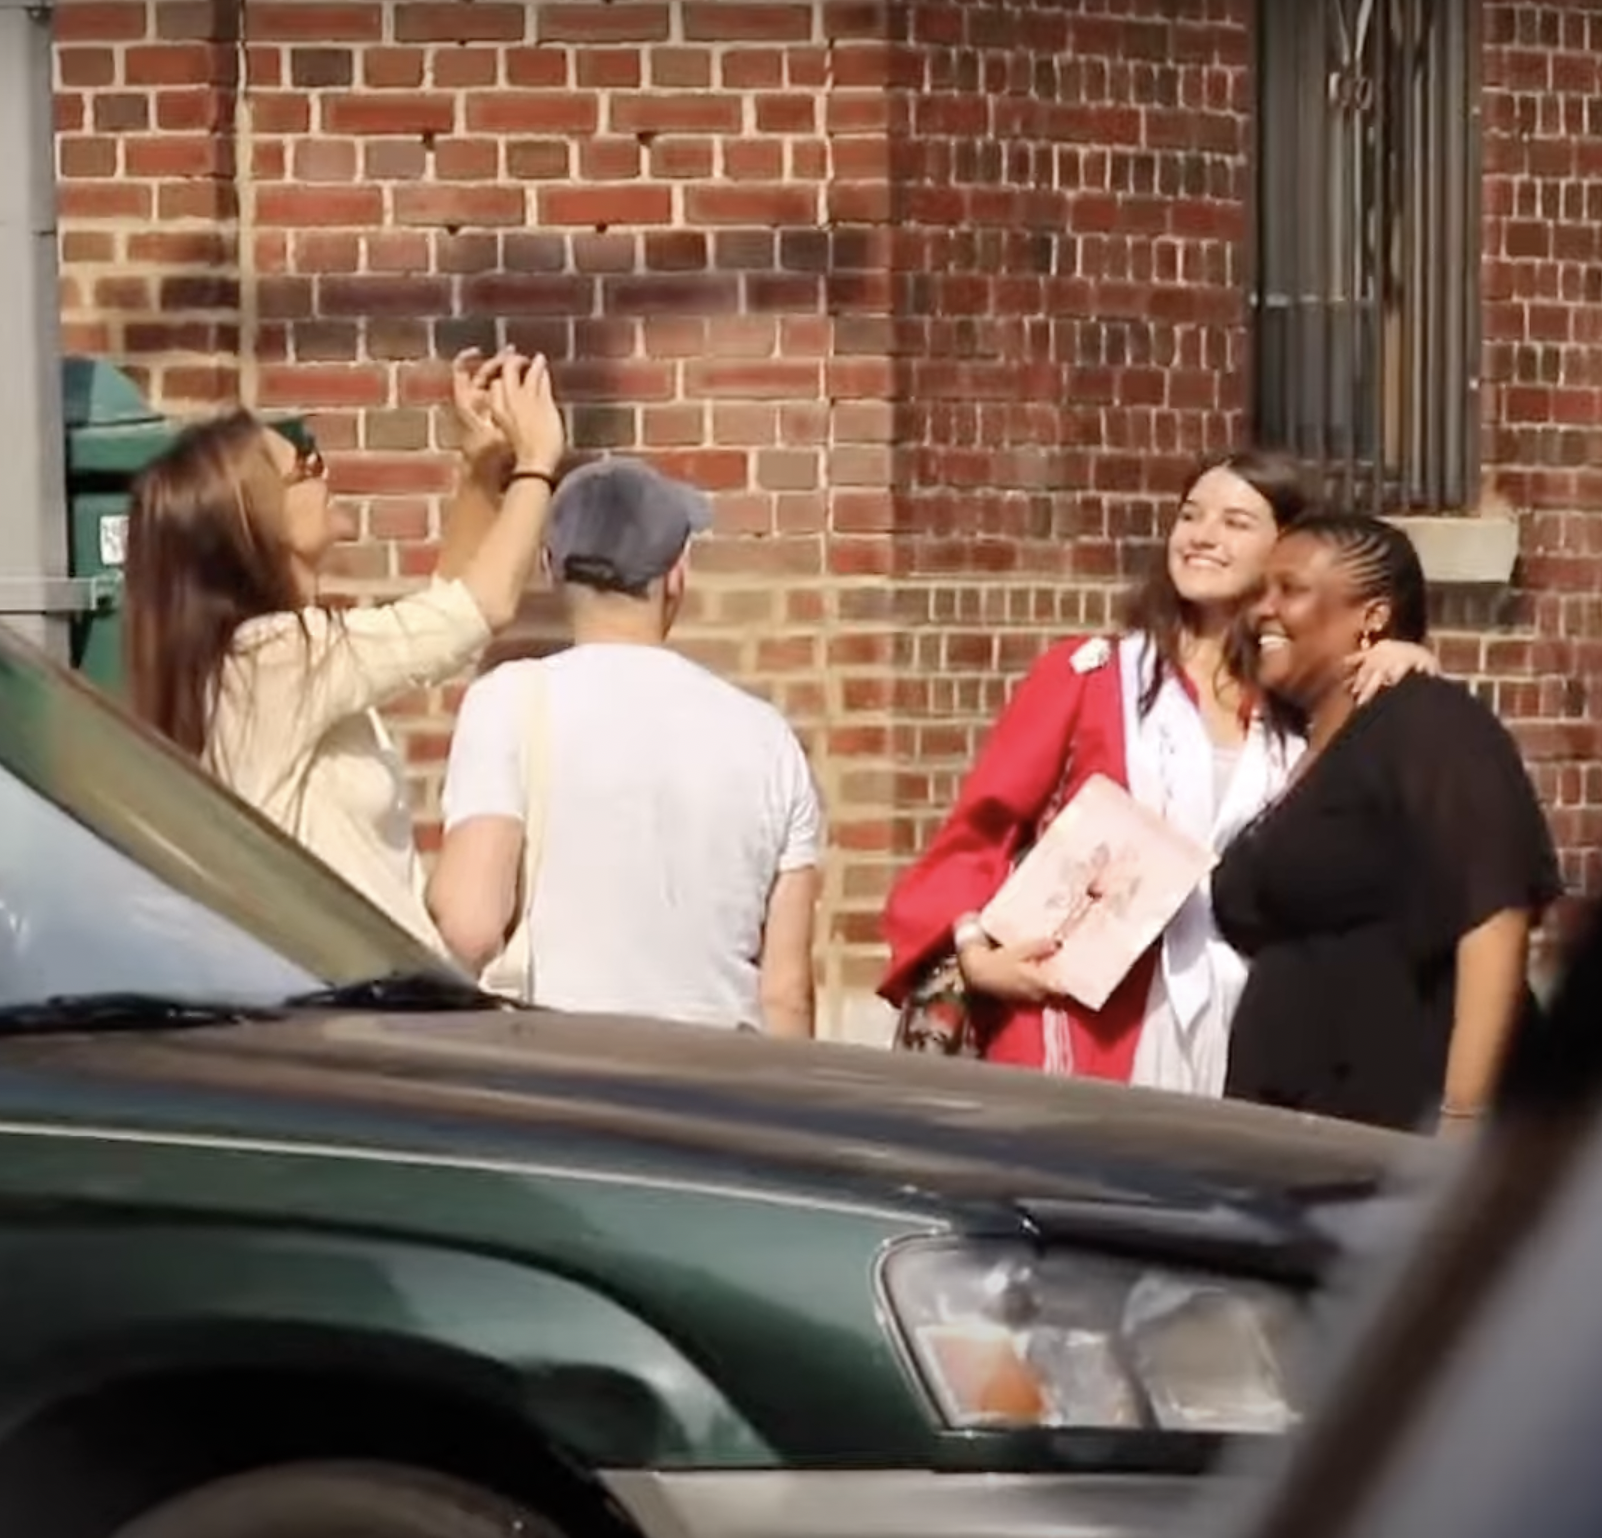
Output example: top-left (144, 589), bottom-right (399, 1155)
top-left (441, 643), bottom-right (823, 1029)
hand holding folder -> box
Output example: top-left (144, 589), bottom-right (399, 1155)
top-left (980, 774), bottom-right (1217, 1011)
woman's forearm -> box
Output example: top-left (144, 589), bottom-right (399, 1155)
top-left (1443, 907), bottom-right (1532, 1115)
top-left (457, 476), bottom-right (554, 631)
top-left (435, 445), bottom-right (515, 582)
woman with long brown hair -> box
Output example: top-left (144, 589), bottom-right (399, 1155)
top-left (879, 449), bottom-right (1439, 1088)
top-left (122, 347), bottom-right (565, 952)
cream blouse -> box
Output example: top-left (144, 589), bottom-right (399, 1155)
top-left (203, 578), bottom-right (491, 953)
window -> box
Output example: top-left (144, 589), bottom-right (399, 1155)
top-left (1251, 0), bottom-right (1480, 514)
top-left (0, 762), bottom-right (319, 1009)
top-left (0, 625), bottom-right (440, 1010)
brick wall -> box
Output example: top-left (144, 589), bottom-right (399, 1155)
top-left (1479, 0), bottom-right (1602, 927)
top-left (52, 0), bottom-right (1601, 1038)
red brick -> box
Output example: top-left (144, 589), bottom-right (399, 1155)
top-left (607, 275), bottom-right (740, 314)
top-left (755, 93), bottom-right (817, 132)
top-left (609, 94), bottom-right (743, 134)
top-left (364, 48), bottom-right (427, 87)
top-left (722, 49), bottom-right (785, 88)
top-left (578, 139), bottom-right (642, 180)
top-left (538, 187), bottom-right (673, 226)
top-left (251, 93), bottom-right (313, 133)
top-left (433, 47), bottom-right (501, 88)
top-left (505, 48), bottom-right (570, 87)
top-left (322, 93), bottom-right (456, 135)
top-left (683, 4), bottom-right (813, 42)
top-left (651, 48), bottom-right (713, 87)
top-left (247, 5), bottom-right (383, 40)
top-left (393, 186), bottom-right (527, 227)
top-left (58, 47), bottom-right (116, 87)
top-left (291, 232), bottom-right (361, 274)
top-left (577, 50), bottom-right (643, 88)
top-left (686, 361), bottom-right (823, 399)
top-left (255, 187), bottom-right (384, 227)
top-left (154, 87), bottom-right (230, 131)
top-left (361, 140), bottom-right (425, 179)
top-left (649, 139), bottom-right (716, 179)
top-left (369, 231), bottom-right (433, 271)
top-left (320, 276), bottom-right (453, 317)
top-left (393, 3), bottom-right (527, 41)
top-left (507, 140), bottom-right (572, 179)
top-left (461, 275), bottom-right (594, 315)
top-left (686, 185), bottom-right (817, 226)
top-left (536, 4), bottom-right (671, 43)
top-left (464, 93), bottom-right (599, 134)
top-left (432, 138), bottom-right (499, 180)
top-left (258, 365), bottom-right (390, 409)
top-left (59, 181), bottom-right (152, 220)
top-left (59, 137), bottom-right (116, 178)
top-left (55, 3), bottom-right (148, 40)
top-left (124, 43), bottom-right (231, 84)
top-left (125, 134), bottom-right (232, 179)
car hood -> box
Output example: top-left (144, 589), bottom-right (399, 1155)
top-left (0, 1007), bottom-right (1433, 1252)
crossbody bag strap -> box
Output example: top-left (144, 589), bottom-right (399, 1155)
top-left (478, 663), bottom-right (552, 1000)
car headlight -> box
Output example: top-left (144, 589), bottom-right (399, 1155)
top-left (880, 1240), bottom-right (1304, 1435)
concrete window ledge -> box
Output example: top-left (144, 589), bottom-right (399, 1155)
top-left (1384, 515), bottom-right (1521, 586)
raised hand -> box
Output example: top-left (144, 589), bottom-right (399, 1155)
top-left (450, 344), bottom-right (516, 462)
top-left (487, 352), bottom-right (566, 480)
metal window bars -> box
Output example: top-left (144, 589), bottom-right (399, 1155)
top-left (1251, 0), bottom-right (1480, 515)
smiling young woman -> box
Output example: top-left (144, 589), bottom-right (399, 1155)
top-left (1213, 513), bottom-right (1563, 1133)
top-left (879, 451), bottom-right (1440, 1090)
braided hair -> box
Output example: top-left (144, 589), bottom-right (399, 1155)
top-left (1283, 510), bottom-right (1430, 644)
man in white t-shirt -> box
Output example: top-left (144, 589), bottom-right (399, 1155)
top-left (427, 456), bottom-right (823, 1037)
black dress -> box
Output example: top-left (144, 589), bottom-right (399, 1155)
top-left (1215, 674), bottom-right (1563, 1132)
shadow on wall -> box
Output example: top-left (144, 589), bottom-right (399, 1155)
top-left (258, 221), bottom-right (874, 679)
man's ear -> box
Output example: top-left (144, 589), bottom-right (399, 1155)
top-left (664, 551), bottom-right (690, 602)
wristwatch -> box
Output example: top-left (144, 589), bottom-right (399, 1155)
top-left (953, 913), bottom-right (989, 953)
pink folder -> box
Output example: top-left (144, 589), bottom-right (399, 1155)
top-left (979, 773), bottom-right (1217, 1010)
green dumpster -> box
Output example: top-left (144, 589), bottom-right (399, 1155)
top-left (61, 358), bottom-right (313, 694)
top-left (62, 357), bottom-right (178, 693)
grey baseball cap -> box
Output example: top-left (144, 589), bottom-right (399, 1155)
top-left (543, 456), bottom-right (713, 596)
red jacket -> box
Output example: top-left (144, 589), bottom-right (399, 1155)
top-left (879, 635), bottom-right (1158, 1078)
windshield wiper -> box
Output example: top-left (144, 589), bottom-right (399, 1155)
top-left (0, 991), bottom-right (284, 1036)
top-left (281, 969), bottom-right (514, 1014)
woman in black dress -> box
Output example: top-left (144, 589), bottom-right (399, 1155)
top-left (1215, 513), bottom-right (1562, 1133)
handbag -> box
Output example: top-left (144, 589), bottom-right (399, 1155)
top-left (891, 953), bottom-right (984, 1057)
top-left (478, 662), bottom-right (552, 1001)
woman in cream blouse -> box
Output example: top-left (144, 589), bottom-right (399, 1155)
top-left (121, 347), bottom-right (566, 954)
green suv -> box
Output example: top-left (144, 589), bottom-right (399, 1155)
top-left (0, 623), bottom-right (1420, 1538)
